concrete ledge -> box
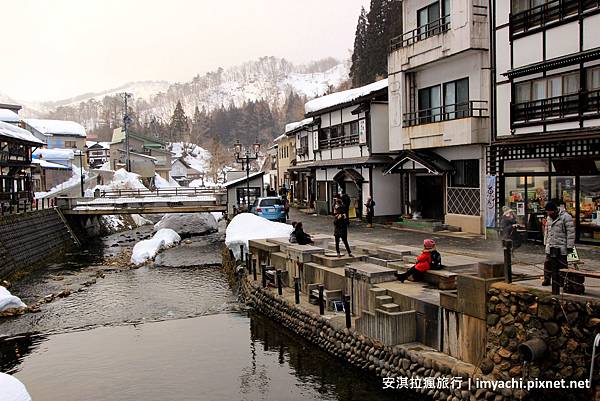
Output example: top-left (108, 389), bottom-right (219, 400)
top-left (445, 213), bottom-right (482, 235)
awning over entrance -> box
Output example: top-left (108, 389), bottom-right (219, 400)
top-left (333, 168), bottom-right (364, 183)
top-left (384, 150), bottom-right (454, 175)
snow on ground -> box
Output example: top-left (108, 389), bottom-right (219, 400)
top-left (35, 167), bottom-right (81, 199)
top-left (131, 228), bottom-right (181, 265)
top-left (211, 211), bottom-right (224, 221)
top-left (89, 168), bottom-right (150, 197)
top-left (304, 78), bottom-right (388, 114)
top-left (154, 173), bottom-right (172, 189)
top-left (0, 286), bottom-right (26, 312)
top-left (225, 213), bottom-right (293, 259)
top-left (131, 214), bottom-right (153, 226)
top-left (0, 373), bottom-right (32, 401)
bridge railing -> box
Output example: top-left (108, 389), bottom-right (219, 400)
top-left (99, 187), bottom-right (226, 199)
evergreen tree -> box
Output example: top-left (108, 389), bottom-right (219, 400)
top-left (169, 100), bottom-right (189, 142)
top-left (350, 7), bottom-right (369, 88)
top-left (350, 1), bottom-right (402, 87)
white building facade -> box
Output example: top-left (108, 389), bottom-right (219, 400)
top-left (387, 0), bottom-right (490, 234)
top-left (289, 81), bottom-right (402, 220)
top-left (489, 0), bottom-right (600, 245)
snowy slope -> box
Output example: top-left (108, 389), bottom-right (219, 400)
top-left (48, 81), bottom-right (171, 107)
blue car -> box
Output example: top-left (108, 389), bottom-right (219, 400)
top-left (251, 197), bottom-right (287, 222)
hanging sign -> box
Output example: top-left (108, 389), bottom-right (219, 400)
top-left (359, 120), bottom-right (367, 144)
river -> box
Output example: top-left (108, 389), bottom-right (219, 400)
top-left (0, 225), bottom-right (418, 401)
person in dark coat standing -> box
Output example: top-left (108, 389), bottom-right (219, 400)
top-left (333, 198), bottom-right (352, 257)
top-left (365, 196), bottom-right (375, 228)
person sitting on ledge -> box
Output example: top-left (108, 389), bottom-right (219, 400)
top-left (396, 239), bottom-right (442, 283)
top-left (291, 221), bottom-right (313, 245)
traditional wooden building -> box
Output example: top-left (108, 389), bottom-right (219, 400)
top-left (489, 0), bottom-right (600, 244)
top-left (0, 121), bottom-right (44, 207)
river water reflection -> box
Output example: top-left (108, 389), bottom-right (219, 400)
top-left (0, 229), bottom-right (419, 401)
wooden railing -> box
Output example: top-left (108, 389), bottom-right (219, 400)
top-left (510, 0), bottom-right (600, 36)
top-left (318, 134), bottom-right (360, 150)
top-left (511, 90), bottom-right (600, 125)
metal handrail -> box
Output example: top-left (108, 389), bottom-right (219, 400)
top-left (390, 15), bottom-right (450, 51)
top-left (510, 0), bottom-right (598, 34)
top-left (512, 89), bottom-right (600, 123)
top-left (403, 100), bottom-right (488, 127)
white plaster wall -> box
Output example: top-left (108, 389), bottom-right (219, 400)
top-left (370, 103), bottom-right (390, 154)
top-left (496, 83), bottom-right (512, 137)
top-left (494, 0), bottom-right (510, 27)
top-left (495, 27), bottom-right (511, 82)
top-left (513, 33), bottom-right (543, 68)
top-left (546, 23), bottom-right (579, 60)
top-left (584, 13), bottom-right (600, 50)
top-left (372, 169), bottom-right (402, 216)
top-left (546, 121), bottom-right (581, 131)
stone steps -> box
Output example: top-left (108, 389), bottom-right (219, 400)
top-left (388, 261), bottom-right (458, 290)
top-left (380, 303), bottom-right (400, 313)
top-left (375, 295), bottom-right (393, 307)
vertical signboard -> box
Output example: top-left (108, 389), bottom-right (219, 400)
top-left (359, 119), bottom-right (367, 145)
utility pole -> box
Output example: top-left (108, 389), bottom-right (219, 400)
top-left (121, 92), bottom-right (132, 171)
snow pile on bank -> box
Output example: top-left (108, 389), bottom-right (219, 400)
top-left (131, 229), bottom-right (181, 265)
top-left (0, 286), bottom-right (26, 312)
top-left (225, 213), bottom-right (293, 259)
top-left (131, 214), bottom-right (153, 226)
top-left (90, 168), bottom-right (150, 196)
top-left (35, 171), bottom-right (80, 199)
top-left (0, 373), bottom-right (32, 401)
top-left (154, 173), bottom-right (180, 189)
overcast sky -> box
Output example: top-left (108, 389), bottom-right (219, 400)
top-left (1, 0), bottom-right (370, 102)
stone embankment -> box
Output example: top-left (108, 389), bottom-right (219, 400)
top-left (223, 249), bottom-right (509, 401)
top-left (485, 282), bottom-right (600, 383)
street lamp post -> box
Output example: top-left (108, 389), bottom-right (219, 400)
top-left (78, 145), bottom-right (88, 197)
top-left (234, 139), bottom-right (261, 211)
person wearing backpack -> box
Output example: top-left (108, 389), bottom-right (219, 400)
top-left (292, 221), bottom-right (313, 245)
top-left (396, 239), bottom-right (440, 282)
top-left (365, 196), bottom-right (376, 228)
top-left (542, 202), bottom-right (575, 286)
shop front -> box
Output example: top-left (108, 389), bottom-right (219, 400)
top-left (501, 158), bottom-right (600, 244)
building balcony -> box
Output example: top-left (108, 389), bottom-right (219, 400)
top-left (403, 100), bottom-right (488, 126)
top-left (400, 101), bottom-right (489, 148)
top-left (390, 15), bottom-right (451, 51)
top-left (510, 0), bottom-right (600, 38)
top-left (511, 90), bottom-right (600, 127)
top-left (388, 2), bottom-right (488, 73)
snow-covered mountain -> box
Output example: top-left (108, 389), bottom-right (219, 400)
top-left (47, 81), bottom-right (172, 108)
top-left (6, 57), bottom-right (349, 124)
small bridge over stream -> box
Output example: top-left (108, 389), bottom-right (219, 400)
top-left (57, 187), bottom-right (227, 215)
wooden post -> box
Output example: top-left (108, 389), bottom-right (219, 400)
top-left (344, 295), bottom-right (351, 329)
top-left (261, 264), bottom-right (267, 288)
top-left (318, 284), bottom-right (324, 315)
top-left (252, 258), bottom-right (257, 281)
top-left (550, 247), bottom-right (561, 296)
top-left (240, 245), bottom-right (244, 264)
top-left (502, 239), bottom-right (512, 284)
top-left (294, 277), bottom-right (300, 304)
top-left (247, 252), bottom-right (253, 274)
top-left (276, 270), bottom-right (282, 296)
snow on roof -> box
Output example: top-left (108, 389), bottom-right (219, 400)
top-left (0, 108), bottom-right (19, 123)
top-left (25, 118), bottom-right (87, 137)
top-left (305, 78), bottom-right (388, 114)
top-left (224, 171), bottom-right (264, 187)
top-left (285, 117), bottom-right (314, 133)
top-left (32, 158), bottom-right (70, 169)
top-left (86, 141), bottom-right (110, 149)
top-left (33, 148), bottom-right (75, 160)
top-left (273, 133), bottom-right (286, 142)
top-left (0, 121), bottom-right (44, 145)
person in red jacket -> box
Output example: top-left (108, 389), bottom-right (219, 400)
top-left (396, 239), bottom-right (436, 283)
